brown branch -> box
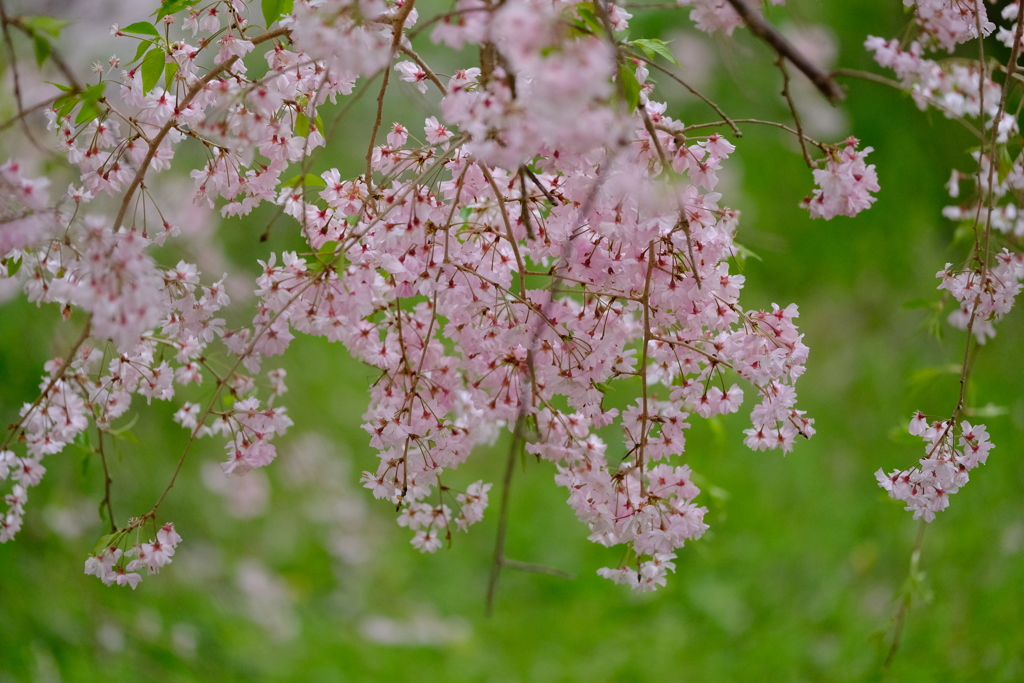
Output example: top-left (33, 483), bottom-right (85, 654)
top-left (365, 67), bottom-right (391, 193)
top-left (723, 0), bottom-right (844, 103)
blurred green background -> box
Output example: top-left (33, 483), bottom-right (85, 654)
top-left (1, 0), bottom-right (1023, 681)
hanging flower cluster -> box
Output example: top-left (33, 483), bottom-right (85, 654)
top-left (10, 0), bottom-right (1015, 596)
top-left (866, 1), bottom-right (1024, 520)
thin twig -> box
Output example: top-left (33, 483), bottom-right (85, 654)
top-left (365, 67), bottom-right (391, 192)
top-left (485, 414), bottom-right (525, 617)
top-left (883, 520), bottom-right (927, 670)
top-left (640, 105), bottom-right (670, 170)
top-left (0, 0), bottom-right (45, 152)
top-left (366, 0), bottom-right (419, 191)
top-left (776, 56), bottom-right (813, 168)
top-left (502, 557), bottom-right (575, 580)
top-left (627, 50), bottom-right (742, 137)
top-left (6, 14), bottom-right (83, 91)
top-left (723, 0), bottom-right (845, 103)
top-left (97, 429), bottom-right (116, 533)
top-left (0, 93), bottom-right (69, 131)
top-left (399, 44), bottom-right (447, 96)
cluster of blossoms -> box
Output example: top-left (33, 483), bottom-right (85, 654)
top-left (801, 137), bottom-right (879, 220)
top-left (903, 0), bottom-right (994, 52)
top-left (864, 35), bottom-right (1016, 139)
top-left (868, 1), bottom-right (1023, 518)
top-left (937, 250), bottom-right (1024, 343)
top-left (877, 414), bottom-right (993, 522)
top-left (84, 522), bottom-right (182, 589)
top-left (0, 0), bottom-right (835, 593)
top-left (9, 0), bottom-right (1013, 596)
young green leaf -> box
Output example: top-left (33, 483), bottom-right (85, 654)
top-left (154, 0), bottom-right (202, 20)
top-left (618, 64), bottom-right (641, 111)
top-left (141, 47), bottom-right (165, 94)
top-left (294, 112), bottom-right (310, 138)
top-left (92, 530), bottom-right (126, 555)
top-left (131, 38), bottom-right (154, 65)
top-left (629, 38), bottom-right (680, 66)
top-left (21, 16), bottom-right (71, 38)
top-left (3, 256), bottom-right (23, 277)
top-left (121, 21), bottom-right (161, 37)
top-left (32, 35), bottom-right (51, 67)
top-left (262, 0), bottom-right (295, 27)
top-left (165, 61), bottom-right (179, 89)
top-left (282, 173), bottom-right (326, 188)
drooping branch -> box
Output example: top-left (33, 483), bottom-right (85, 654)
top-left (724, 0), bottom-right (845, 103)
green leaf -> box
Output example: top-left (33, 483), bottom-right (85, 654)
top-left (141, 47), bottom-right (165, 94)
top-left (282, 173), bottom-right (326, 189)
top-left (74, 99), bottom-right (103, 125)
top-left (118, 431), bottom-right (139, 444)
top-left (926, 312), bottom-right (944, 341)
top-left (887, 424), bottom-right (919, 445)
top-left (629, 38), bottom-right (679, 66)
top-left (21, 16), bottom-right (71, 38)
top-left (131, 38), bottom-right (154, 65)
top-left (3, 256), bottom-right (23, 277)
top-left (45, 81), bottom-right (73, 92)
top-left (33, 35), bottom-right (51, 67)
top-left (154, 0), bottom-right (202, 20)
top-left (55, 94), bottom-right (78, 119)
top-left (92, 530), bottom-right (126, 555)
top-left (121, 21), bottom-right (161, 37)
top-left (165, 60), bottom-right (179, 89)
top-left (262, 0), bottom-right (294, 27)
top-left (908, 364), bottom-right (960, 386)
top-left (572, 3), bottom-right (603, 35)
top-left (731, 242), bottom-right (761, 270)
top-left (952, 221), bottom-right (975, 245)
top-left (294, 112), bottom-right (310, 138)
top-left (73, 82), bottom-right (106, 124)
top-left (618, 63), bottom-right (641, 111)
